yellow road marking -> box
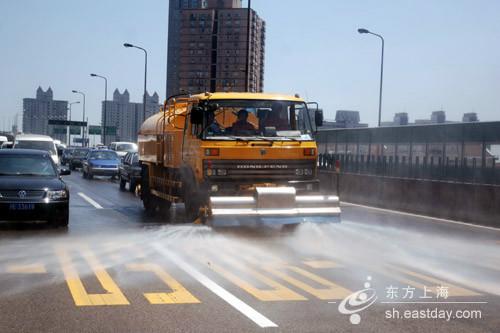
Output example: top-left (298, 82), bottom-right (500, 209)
top-left (55, 246), bottom-right (130, 306)
top-left (263, 265), bottom-right (352, 300)
top-left (126, 263), bottom-right (200, 304)
top-left (236, 253), bottom-right (351, 300)
top-left (387, 265), bottom-right (480, 297)
top-left (197, 252), bottom-right (306, 301)
top-left (6, 263), bottom-right (47, 274)
top-left (302, 260), bottom-right (340, 269)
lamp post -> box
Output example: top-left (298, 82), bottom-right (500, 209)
top-left (358, 28), bottom-right (384, 127)
top-left (72, 90), bottom-right (86, 147)
top-left (90, 73), bottom-right (108, 145)
top-left (67, 101), bottom-right (80, 146)
top-left (124, 43), bottom-right (148, 122)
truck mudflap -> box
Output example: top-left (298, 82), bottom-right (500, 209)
top-left (207, 187), bottom-right (341, 227)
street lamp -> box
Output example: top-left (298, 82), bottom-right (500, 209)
top-left (90, 73), bottom-right (108, 145)
top-left (72, 90), bottom-right (86, 147)
top-left (67, 101), bottom-right (80, 146)
top-left (358, 28), bottom-right (384, 127)
top-left (124, 42), bottom-right (148, 122)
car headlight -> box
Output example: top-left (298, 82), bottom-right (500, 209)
top-left (47, 190), bottom-right (68, 200)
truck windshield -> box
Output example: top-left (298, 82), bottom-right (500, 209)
top-left (200, 99), bottom-right (314, 140)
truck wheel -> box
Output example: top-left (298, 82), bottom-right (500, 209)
top-left (180, 167), bottom-right (202, 222)
top-left (141, 166), bottom-right (156, 215)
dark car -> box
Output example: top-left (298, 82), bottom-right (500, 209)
top-left (119, 152), bottom-right (141, 192)
top-left (82, 149), bottom-right (120, 179)
top-left (0, 149), bottom-right (70, 227)
top-left (61, 148), bottom-right (74, 165)
top-left (69, 148), bottom-right (89, 170)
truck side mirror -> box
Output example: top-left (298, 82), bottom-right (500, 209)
top-left (190, 106), bottom-right (204, 125)
top-left (315, 110), bottom-right (324, 127)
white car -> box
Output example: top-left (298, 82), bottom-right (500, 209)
top-left (0, 135), bottom-right (8, 146)
top-left (109, 141), bottom-right (138, 158)
top-left (13, 134), bottom-right (59, 165)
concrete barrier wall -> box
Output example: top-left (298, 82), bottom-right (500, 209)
top-left (319, 171), bottom-right (500, 227)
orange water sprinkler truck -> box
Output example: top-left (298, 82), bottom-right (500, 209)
top-left (137, 92), bottom-right (340, 227)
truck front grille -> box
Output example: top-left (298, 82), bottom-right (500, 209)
top-left (204, 159), bottom-right (316, 181)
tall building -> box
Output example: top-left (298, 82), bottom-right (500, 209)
top-left (166, 0), bottom-right (206, 98)
top-left (167, 0), bottom-right (266, 96)
top-left (101, 89), bottom-right (160, 143)
top-left (22, 87), bottom-right (68, 142)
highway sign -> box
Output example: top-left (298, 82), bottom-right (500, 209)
top-left (48, 119), bottom-right (87, 127)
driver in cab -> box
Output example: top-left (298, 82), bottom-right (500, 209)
top-left (231, 109), bottom-right (255, 135)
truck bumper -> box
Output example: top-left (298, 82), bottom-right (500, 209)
top-left (208, 187), bottom-right (340, 227)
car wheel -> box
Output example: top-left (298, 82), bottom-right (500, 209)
top-left (119, 176), bottom-right (126, 190)
top-left (129, 179), bottom-right (136, 193)
top-left (50, 210), bottom-right (69, 228)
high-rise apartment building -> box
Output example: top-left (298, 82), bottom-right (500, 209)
top-left (22, 87), bottom-right (68, 142)
top-left (166, 0), bottom-right (206, 98)
top-left (101, 89), bottom-right (160, 143)
top-left (167, 0), bottom-right (265, 96)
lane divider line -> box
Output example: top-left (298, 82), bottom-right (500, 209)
top-left (77, 192), bottom-right (103, 209)
top-left (152, 243), bottom-right (278, 328)
top-left (342, 202), bottom-right (500, 232)
top-left (6, 263), bottom-right (47, 274)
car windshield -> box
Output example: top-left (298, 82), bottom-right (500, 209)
top-left (73, 149), bottom-right (89, 157)
top-left (0, 154), bottom-right (56, 176)
top-left (89, 151), bottom-right (118, 160)
top-left (198, 99), bottom-right (314, 140)
top-left (15, 140), bottom-right (56, 154)
top-left (116, 143), bottom-right (137, 151)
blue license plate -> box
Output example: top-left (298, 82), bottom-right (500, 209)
top-left (9, 203), bottom-right (35, 211)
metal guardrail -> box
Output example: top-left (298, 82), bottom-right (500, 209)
top-left (316, 122), bottom-right (500, 185)
top-left (318, 153), bottom-right (500, 185)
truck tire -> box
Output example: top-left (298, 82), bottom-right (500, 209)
top-left (180, 167), bottom-right (202, 221)
top-left (141, 165), bottom-right (156, 215)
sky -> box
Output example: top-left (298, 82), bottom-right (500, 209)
top-left (1, 0), bottom-right (499, 130)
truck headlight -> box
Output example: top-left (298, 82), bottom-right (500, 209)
top-left (216, 169), bottom-right (227, 176)
top-left (47, 190), bottom-right (68, 200)
top-left (295, 168), bottom-right (304, 176)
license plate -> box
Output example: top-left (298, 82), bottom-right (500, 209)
top-left (9, 203), bottom-right (35, 211)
